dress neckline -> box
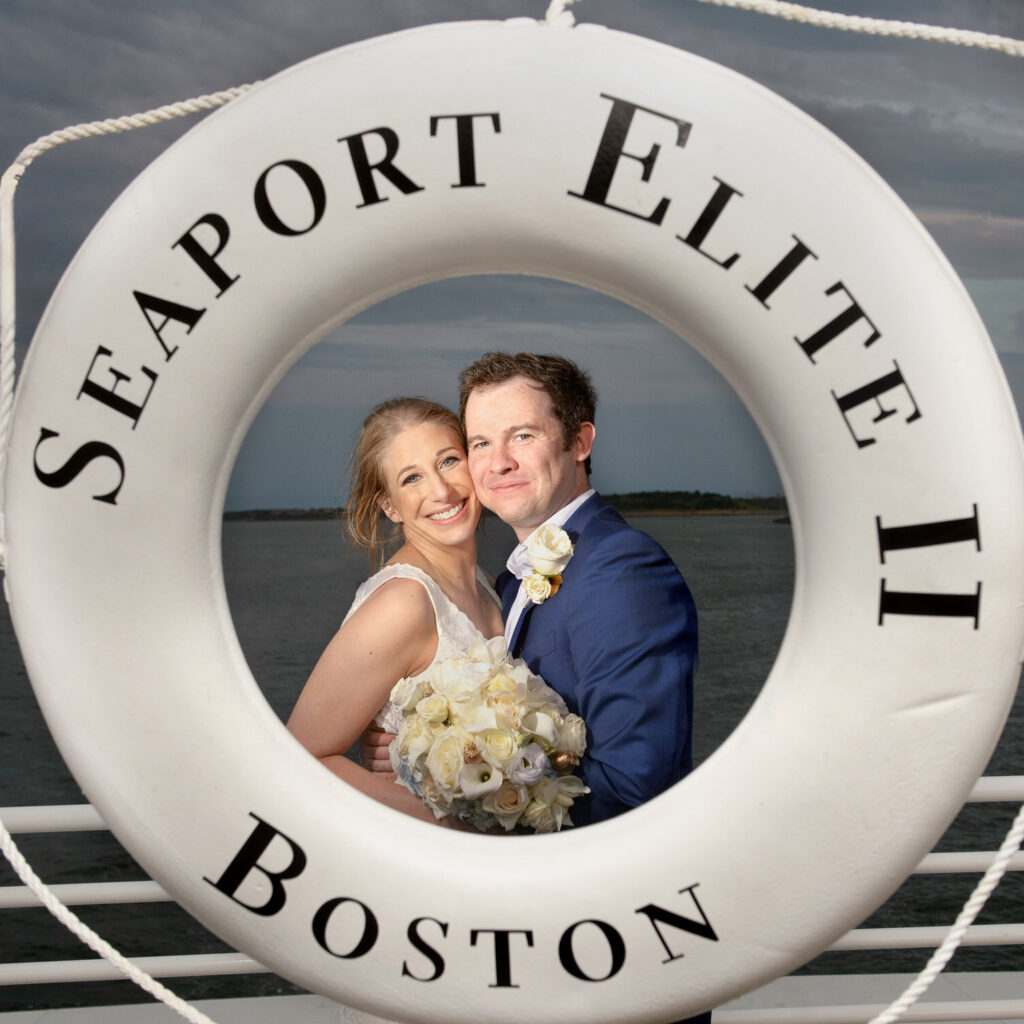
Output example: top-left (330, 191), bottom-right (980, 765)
top-left (376, 562), bottom-right (502, 642)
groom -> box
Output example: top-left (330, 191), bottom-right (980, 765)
top-left (359, 352), bottom-right (707, 1020)
top-left (458, 351), bottom-right (698, 827)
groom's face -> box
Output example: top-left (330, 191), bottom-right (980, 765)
top-left (465, 376), bottom-right (593, 541)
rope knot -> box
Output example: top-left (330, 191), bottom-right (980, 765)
top-left (542, 0), bottom-right (578, 28)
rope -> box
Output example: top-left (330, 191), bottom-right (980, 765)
top-left (868, 799), bottom-right (1024, 1024)
top-left (0, 84), bottom-right (256, 572)
top-left (11, 87), bottom-right (256, 169)
top-left (692, 0), bottom-right (1024, 57)
top-left (0, 165), bottom-right (18, 572)
top-left (0, 85), bottom-right (256, 1020)
top-left (0, 816), bottom-right (221, 1024)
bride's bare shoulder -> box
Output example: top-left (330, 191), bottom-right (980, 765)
top-left (348, 574), bottom-right (436, 637)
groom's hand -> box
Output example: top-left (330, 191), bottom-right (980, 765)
top-left (360, 724), bottom-right (396, 776)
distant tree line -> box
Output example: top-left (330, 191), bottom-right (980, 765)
top-left (224, 491), bottom-right (788, 520)
top-left (602, 490), bottom-right (788, 515)
top-left (223, 507), bottom-right (341, 521)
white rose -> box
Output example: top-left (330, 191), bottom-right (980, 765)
top-left (484, 670), bottom-right (517, 697)
top-left (523, 573), bottom-right (553, 605)
top-left (480, 635), bottom-right (509, 666)
top-left (555, 714), bottom-right (588, 757)
top-left (482, 780), bottom-right (530, 830)
top-left (394, 716), bottom-right (436, 765)
top-left (488, 692), bottom-right (521, 730)
top-left (424, 726), bottom-right (468, 795)
top-left (528, 524), bottom-right (573, 576)
top-left (415, 692), bottom-right (450, 724)
top-left (428, 655), bottom-right (466, 693)
top-left (476, 727), bottom-right (519, 767)
top-left (520, 799), bottom-right (559, 833)
top-left (431, 656), bottom-right (489, 701)
top-left (390, 675), bottom-right (428, 711)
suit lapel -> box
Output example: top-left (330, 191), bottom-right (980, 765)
top-left (508, 599), bottom-right (535, 656)
top-left (562, 491), bottom-right (604, 538)
top-left (497, 568), bottom-right (533, 656)
top-left (496, 569), bottom-right (518, 620)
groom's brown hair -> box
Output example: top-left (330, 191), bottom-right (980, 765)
top-left (458, 352), bottom-right (597, 475)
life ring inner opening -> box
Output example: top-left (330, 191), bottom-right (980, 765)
top-left (220, 271), bottom-right (792, 788)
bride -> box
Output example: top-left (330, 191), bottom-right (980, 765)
top-left (287, 397), bottom-right (504, 824)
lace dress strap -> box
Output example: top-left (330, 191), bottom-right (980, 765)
top-left (345, 564), bottom-right (499, 650)
top-left (343, 563), bottom-right (448, 629)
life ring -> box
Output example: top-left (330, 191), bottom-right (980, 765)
top-left (4, 19), bottom-right (1024, 1023)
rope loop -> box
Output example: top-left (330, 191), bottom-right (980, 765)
top-left (693, 0), bottom-right (1024, 57)
top-left (0, 84), bottom-right (257, 574)
top-left (0, 815), bottom-right (223, 1024)
top-left (868, 799), bottom-right (1024, 1024)
top-left (12, 86), bottom-right (256, 169)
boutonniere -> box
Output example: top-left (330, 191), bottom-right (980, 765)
top-left (523, 524), bottom-right (574, 605)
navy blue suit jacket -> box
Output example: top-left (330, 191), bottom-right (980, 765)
top-left (497, 493), bottom-right (698, 827)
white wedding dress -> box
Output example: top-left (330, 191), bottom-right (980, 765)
top-left (336, 562), bottom-right (501, 1024)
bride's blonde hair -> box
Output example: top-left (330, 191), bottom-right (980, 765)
top-left (345, 397), bottom-right (465, 563)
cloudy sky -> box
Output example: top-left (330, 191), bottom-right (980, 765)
top-left (2, 0), bottom-right (1021, 510)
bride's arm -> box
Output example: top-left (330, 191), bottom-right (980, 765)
top-left (286, 579), bottom-right (445, 824)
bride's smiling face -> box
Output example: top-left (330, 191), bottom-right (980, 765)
top-left (379, 421), bottom-right (481, 550)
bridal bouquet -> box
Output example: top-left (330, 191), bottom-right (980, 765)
top-left (388, 636), bottom-right (589, 832)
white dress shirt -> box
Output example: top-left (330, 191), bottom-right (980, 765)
top-left (503, 489), bottom-right (595, 648)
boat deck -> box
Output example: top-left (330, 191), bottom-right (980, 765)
top-left (1, 974), bottom-right (1023, 1024)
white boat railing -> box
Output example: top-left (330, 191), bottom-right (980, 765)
top-left (2, 778), bottom-right (1023, 1022)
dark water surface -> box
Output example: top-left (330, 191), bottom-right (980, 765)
top-left (1, 515), bottom-right (1020, 1009)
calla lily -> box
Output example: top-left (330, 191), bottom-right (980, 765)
top-left (458, 705), bottom-right (499, 733)
top-left (522, 710), bottom-right (558, 744)
top-left (459, 762), bottom-right (504, 798)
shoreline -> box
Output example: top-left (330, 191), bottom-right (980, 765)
top-left (223, 507), bottom-right (789, 521)
top-left (619, 508), bottom-right (786, 518)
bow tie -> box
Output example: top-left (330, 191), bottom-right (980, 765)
top-left (506, 544), bottom-right (533, 581)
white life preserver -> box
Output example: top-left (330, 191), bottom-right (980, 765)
top-left (4, 19), bottom-right (1024, 1023)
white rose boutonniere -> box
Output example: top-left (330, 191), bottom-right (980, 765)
top-left (524, 524), bottom-right (574, 605)
top-left (523, 573), bottom-right (554, 604)
top-left (528, 524), bottom-right (574, 576)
